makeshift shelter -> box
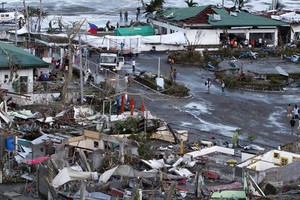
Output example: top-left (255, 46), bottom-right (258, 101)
top-left (114, 25), bottom-right (155, 36)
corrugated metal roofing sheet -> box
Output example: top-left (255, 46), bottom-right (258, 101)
top-left (0, 41), bottom-right (49, 68)
top-left (150, 5), bottom-right (288, 27)
top-left (152, 6), bottom-right (208, 21)
top-left (209, 7), bottom-right (287, 27)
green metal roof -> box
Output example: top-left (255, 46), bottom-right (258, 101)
top-left (150, 6), bottom-right (208, 21)
top-left (149, 5), bottom-right (288, 27)
top-left (0, 41), bottom-right (49, 68)
top-left (114, 25), bottom-right (155, 36)
top-left (209, 7), bottom-right (287, 27)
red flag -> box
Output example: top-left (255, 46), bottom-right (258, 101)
top-left (88, 28), bottom-right (97, 34)
top-left (88, 22), bottom-right (98, 34)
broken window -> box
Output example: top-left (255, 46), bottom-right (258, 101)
top-left (94, 141), bottom-right (99, 148)
top-left (292, 156), bottom-right (299, 162)
top-left (281, 157), bottom-right (288, 166)
top-left (273, 152), bottom-right (280, 159)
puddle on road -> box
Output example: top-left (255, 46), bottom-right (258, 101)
top-left (266, 109), bottom-right (289, 134)
top-left (175, 101), bottom-right (239, 138)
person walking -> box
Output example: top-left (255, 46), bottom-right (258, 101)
top-left (293, 105), bottom-right (299, 119)
top-left (132, 58), bottom-right (136, 72)
top-left (287, 104), bottom-right (293, 119)
top-left (290, 117), bottom-right (296, 135)
top-left (205, 78), bottom-right (211, 91)
top-left (124, 11), bottom-right (128, 22)
top-left (116, 95), bottom-right (121, 116)
top-left (119, 10), bottom-right (123, 21)
top-left (221, 80), bottom-right (225, 93)
top-left (173, 69), bottom-right (177, 82)
top-left (136, 7), bottom-right (140, 21)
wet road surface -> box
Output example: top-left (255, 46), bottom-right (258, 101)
top-left (118, 52), bottom-right (300, 149)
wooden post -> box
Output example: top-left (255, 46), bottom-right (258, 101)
top-left (119, 143), bottom-right (124, 164)
top-left (130, 97), bottom-right (134, 116)
top-left (48, 162), bottom-right (54, 200)
top-left (121, 95), bottom-right (125, 113)
top-left (141, 102), bottom-right (145, 116)
top-left (180, 139), bottom-right (184, 155)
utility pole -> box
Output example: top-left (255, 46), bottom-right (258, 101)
top-left (79, 33), bottom-right (84, 104)
top-left (157, 57), bottom-right (160, 77)
top-left (14, 8), bottom-right (17, 45)
top-left (38, 0), bottom-right (42, 32)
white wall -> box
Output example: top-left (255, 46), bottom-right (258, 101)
top-left (238, 150), bottom-right (300, 170)
top-left (69, 138), bottom-right (102, 151)
top-left (185, 29), bottom-right (220, 45)
top-left (261, 150), bottom-right (300, 165)
top-left (0, 69), bottom-right (34, 93)
top-left (248, 160), bottom-right (278, 171)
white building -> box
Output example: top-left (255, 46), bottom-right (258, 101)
top-left (0, 41), bottom-right (49, 93)
top-left (148, 5), bottom-right (288, 47)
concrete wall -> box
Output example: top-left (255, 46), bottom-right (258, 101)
top-left (69, 139), bottom-right (100, 151)
top-left (37, 163), bottom-right (50, 199)
top-left (140, 43), bottom-right (186, 52)
top-left (92, 149), bottom-right (105, 171)
top-left (8, 92), bottom-right (79, 106)
top-left (260, 160), bottom-right (300, 186)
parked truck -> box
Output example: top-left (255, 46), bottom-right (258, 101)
top-left (99, 53), bottom-right (124, 72)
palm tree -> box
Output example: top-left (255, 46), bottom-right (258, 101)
top-left (185, 0), bottom-right (198, 7)
top-left (231, 0), bottom-right (251, 11)
top-left (145, 0), bottom-right (165, 13)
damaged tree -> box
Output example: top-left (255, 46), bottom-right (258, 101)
top-left (59, 19), bottom-right (85, 104)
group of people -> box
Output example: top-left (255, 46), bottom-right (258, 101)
top-left (119, 10), bottom-right (129, 22)
top-left (51, 55), bottom-right (70, 71)
top-left (119, 7), bottom-right (141, 22)
top-left (36, 71), bottom-right (65, 82)
top-left (204, 78), bottom-right (226, 93)
top-left (287, 104), bottom-right (300, 135)
top-left (223, 38), bottom-right (267, 49)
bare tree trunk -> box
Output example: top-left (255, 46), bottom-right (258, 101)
top-left (61, 37), bottom-right (73, 104)
top-left (23, 0), bottom-right (30, 42)
top-left (60, 20), bottom-right (85, 104)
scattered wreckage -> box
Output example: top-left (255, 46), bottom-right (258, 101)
top-left (1, 92), bottom-right (300, 199)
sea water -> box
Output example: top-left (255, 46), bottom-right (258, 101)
top-left (7, 0), bottom-right (300, 29)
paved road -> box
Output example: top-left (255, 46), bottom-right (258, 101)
top-left (116, 52), bottom-right (300, 150)
top-left (87, 51), bottom-right (300, 149)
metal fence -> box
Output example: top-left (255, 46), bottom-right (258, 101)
top-left (82, 58), bottom-right (127, 94)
